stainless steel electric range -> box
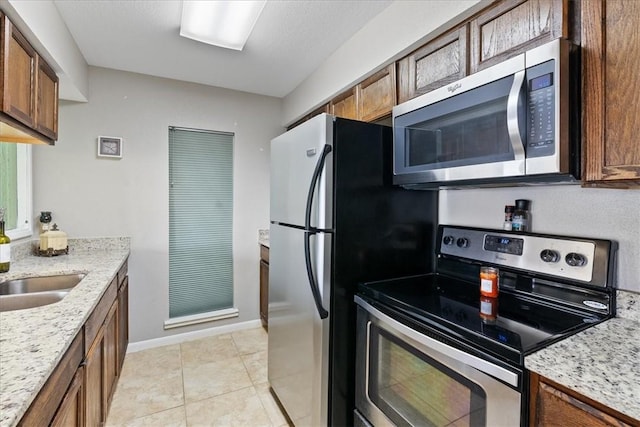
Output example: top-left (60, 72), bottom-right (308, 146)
top-left (354, 225), bottom-right (617, 427)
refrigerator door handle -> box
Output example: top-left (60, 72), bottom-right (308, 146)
top-left (305, 144), bottom-right (332, 232)
top-left (303, 143), bottom-right (331, 320)
top-left (305, 230), bottom-right (329, 319)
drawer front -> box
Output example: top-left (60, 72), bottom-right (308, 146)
top-left (85, 277), bottom-right (117, 353)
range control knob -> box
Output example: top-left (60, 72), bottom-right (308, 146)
top-left (540, 249), bottom-right (560, 263)
top-left (443, 235), bottom-right (455, 245)
top-left (565, 252), bottom-right (588, 267)
top-left (456, 237), bottom-right (469, 248)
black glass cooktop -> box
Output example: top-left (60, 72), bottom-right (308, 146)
top-left (357, 273), bottom-right (606, 366)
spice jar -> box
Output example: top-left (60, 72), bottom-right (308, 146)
top-left (480, 266), bottom-right (499, 298)
top-left (503, 205), bottom-right (514, 231)
top-left (512, 199), bottom-right (530, 232)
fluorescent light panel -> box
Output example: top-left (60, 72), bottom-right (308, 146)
top-left (180, 0), bottom-right (266, 51)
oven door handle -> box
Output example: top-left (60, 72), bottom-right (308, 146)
top-left (355, 296), bottom-right (519, 388)
top-left (507, 70), bottom-right (526, 165)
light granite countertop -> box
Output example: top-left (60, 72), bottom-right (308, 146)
top-left (0, 238), bottom-right (130, 427)
top-left (525, 290), bottom-right (640, 422)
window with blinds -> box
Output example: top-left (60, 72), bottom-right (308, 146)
top-left (0, 142), bottom-right (32, 240)
top-left (168, 127), bottom-right (234, 320)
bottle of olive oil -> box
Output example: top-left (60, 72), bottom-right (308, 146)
top-left (0, 208), bottom-right (10, 273)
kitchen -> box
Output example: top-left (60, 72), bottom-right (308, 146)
top-left (1, 0), bottom-right (639, 426)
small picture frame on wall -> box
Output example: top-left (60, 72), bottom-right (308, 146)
top-left (97, 136), bottom-right (123, 158)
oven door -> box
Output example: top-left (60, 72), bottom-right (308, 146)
top-left (354, 297), bottom-right (522, 427)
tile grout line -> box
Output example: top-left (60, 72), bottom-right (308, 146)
top-left (179, 341), bottom-right (189, 426)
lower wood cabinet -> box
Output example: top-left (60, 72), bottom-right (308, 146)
top-left (19, 259), bottom-right (130, 427)
top-left (50, 366), bottom-right (84, 427)
top-left (117, 276), bottom-right (129, 370)
top-left (17, 332), bottom-right (84, 426)
top-left (103, 302), bottom-right (119, 411)
top-left (529, 372), bottom-right (638, 427)
top-left (84, 327), bottom-right (105, 427)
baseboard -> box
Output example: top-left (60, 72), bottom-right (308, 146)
top-left (127, 319), bottom-right (263, 353)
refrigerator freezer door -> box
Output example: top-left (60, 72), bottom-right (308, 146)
top-left (270, 114), bottom-right (333, 229)
top-left (268, 224), bottom-right (330, 426)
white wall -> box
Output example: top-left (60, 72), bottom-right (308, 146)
top-left (4, 0), bottom-right (89, 101)
top-left (440, 186), bottom-right (640, 292)
top-left (32, 67), bottom-right (283, 342)
top-left (282, 0), bottom-right (485, 125)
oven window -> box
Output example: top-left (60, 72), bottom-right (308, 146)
top-left (369, 327), bottom-right (486, 426)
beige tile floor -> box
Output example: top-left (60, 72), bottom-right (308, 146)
top-left (106, 327), bottom-right (290, 427)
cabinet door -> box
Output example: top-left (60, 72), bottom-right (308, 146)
top-left (530, 373), bottom-right (635, 427)
top-left (397, 26), bottom-right (468, 104)
top-left (1, 15), bottom-right (36, 127)
top-left (35, 56), bottom-right (58, 140)
top-left (84, 328), bottom-right (105, 427)
top-left (260, 259), bottom-right (269, 329)
top-left (330, 88), bottom-right (358, 120)
top-left (117, 276), bottom-right (129, 372)
top-left (582, 0), bottom-right (640, 185)
top-left (103, 302), bottom-right (118, 412)
top-left (358, 64), bottom-right (396, 122)
top-left (50, 366), bottom-right (84, 427)
top-left (17, 332), bottom-right (84, 427)
top-left (470, 0), bottom-right (566, 73)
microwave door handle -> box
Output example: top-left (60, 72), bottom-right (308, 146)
top-left (507, 70), bottom-right (526, 162)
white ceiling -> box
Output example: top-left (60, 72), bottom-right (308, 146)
top-left (53, 0), bottom-right (393, 98)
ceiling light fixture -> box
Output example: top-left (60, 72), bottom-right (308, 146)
top-left (180, 0), bottom-right (266, 51)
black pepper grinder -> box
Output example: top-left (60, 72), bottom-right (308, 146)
top-left (512, 199), bottom-right (531, 232)
top-left (40, 211), bottom-right (52, 234)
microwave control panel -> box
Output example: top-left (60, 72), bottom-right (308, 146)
top-left (526, 59), bottom-right (556, 157)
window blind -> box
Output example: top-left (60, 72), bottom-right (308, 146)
top-left (0, 143), bottom-right (18, 229)
top-left (168, 127), bottom-right (234, 319)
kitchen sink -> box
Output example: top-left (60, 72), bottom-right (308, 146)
top-left (0, 274), bottom-right (86, 312)
top-left (0, 274), bottom-right (85, 295)
top-left (0, 291), bottom-right (68, 311)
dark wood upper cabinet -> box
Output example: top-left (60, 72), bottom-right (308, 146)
top-left (36, 57), bottom-right (59, 140)
top-left (330, 87), bottom-right (358, 120)
top-left (397, 25), bottom-right (468, 104)
top-left (358, 64), bottom-right (396, 122)
top-left (1, 13), bottom-right (36, 128)
top-left (470, 0), bottom-right (567, 73)
top-left (0, 12), bottom-right (58, 144)
top-left (581, 0), bottom-right (640, 186)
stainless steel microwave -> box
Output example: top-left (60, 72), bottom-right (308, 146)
top-left (392, 39), bottom-right (578, 188)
